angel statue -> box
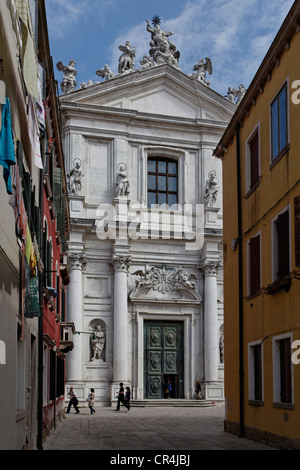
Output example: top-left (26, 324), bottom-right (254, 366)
top-left (56, 59), bottom-right (77, 94)
top-left (190, 58), bottom-right (213, 87)
top-left (96, 64), bottom-right (115, 81)
top-left (118, 41), bottom-right (135, 74)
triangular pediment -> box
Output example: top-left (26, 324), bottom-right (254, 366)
top-left (60, 64), bottom-right (236, 122)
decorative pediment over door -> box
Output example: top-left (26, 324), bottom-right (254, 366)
top-left (129, 265), bottom-right (201, 304)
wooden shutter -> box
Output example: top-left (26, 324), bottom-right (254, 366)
top-left (277, 211), bottom-right (289, 279)
top-left (280, 338), bottom-right (292, 403)
top-left (250, 131), bottom-right (259, 187)
top-left (295, 196), bottom-right (300, 267)
top-left (250, 234), bottom-right (260, 294)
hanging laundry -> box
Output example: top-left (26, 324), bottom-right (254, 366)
top-left (28, 96), bottom-right (43, 169)
top-left (0, 97), bottom-right (16, 194)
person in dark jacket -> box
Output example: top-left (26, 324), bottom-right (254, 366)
top-left (125, 386), bottom-right (131, 410)
top-left (115, 383), bottom-right (125, 410)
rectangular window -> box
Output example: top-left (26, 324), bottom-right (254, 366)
top-left (246, 125), bottom-right (260, 194)
top-left (248, 341), bottom-right (263, 403)
top-left (248, 233), bottom-right (261, 295)
top-left (271, 83), bottom-right (288, 161)
top-left (272, 208), bottom-right (290, 281)
top-left (273, 335), bottom-right (293, 405)
top-left (147, 158), bottom-right (178, 208)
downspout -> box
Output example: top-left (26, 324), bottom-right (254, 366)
top-left (37, 166), bottom-right (44, 450)
top-left (236, 122), bottom-right (244, 437)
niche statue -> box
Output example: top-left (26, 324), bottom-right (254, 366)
top-left (90, 325), bottom-right (106, 361)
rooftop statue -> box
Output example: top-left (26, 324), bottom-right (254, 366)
top-left (190, 58), bottom-right (213, 87)
top-left (225, 84), bottom-right (247, 105)
top-left (146, 16), bottom-right (180, 68)
top-left (140, 55), bottom-right (155, 70)
top-left (118, 41), bottom-right (136, 74)
top-left (56, 60), bottom-right (77, 94)
top-left (96, 64), bottom-right (116, 81)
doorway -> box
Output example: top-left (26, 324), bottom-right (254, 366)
top-left (144, 320), bottom-right (184, 399)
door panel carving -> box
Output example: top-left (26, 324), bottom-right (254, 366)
top-left (144, 321), bottom-right (183, 398)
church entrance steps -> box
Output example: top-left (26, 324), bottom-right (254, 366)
top-left (129, 399), bottom-right (217, 407)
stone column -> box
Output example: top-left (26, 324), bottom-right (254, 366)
top-left (200, 260), bottom-right (220, 384)
top-left (67, 253), bottom-right (86, 382)
top-left (111, 255), bottom-right (131, 384)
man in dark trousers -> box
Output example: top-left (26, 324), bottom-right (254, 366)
top-left (115, 382), bottom-right (125, 411)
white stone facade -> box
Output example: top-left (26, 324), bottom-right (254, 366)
top-left (60, 64), bottom-right (235, 405)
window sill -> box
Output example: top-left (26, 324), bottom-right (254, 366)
top-left (248, 399), bottom-right (264, 407)
top-left (246, 289), bottom-right (262, 301)
top-left (245, 177), bottom-right (262, 199)
top-left (270, 144), bottom-right (290, 170)
top-left (273, 402), bottom-right (294, 410)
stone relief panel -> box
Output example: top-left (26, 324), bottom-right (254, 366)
top-left (130, 265), bottom-right (200, 302)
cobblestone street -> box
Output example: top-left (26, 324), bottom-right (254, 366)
top-left (43, 403), bottom-right (275, 453)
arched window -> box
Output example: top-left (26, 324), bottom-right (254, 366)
top-left (147, 157), bottom-right (178, 208)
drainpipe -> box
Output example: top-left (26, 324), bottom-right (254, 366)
top-left (236, 122), bottom-right (244, 437)
top-left (37, 166), bottom-right (44, 450)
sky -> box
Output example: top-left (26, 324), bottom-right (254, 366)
top-left (45, 0), bottom-right (295, 97)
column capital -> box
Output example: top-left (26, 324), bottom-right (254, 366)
top-left (69, 253), bottom-right (87, 271)
top-left (198, 259), bottom-right (221, 277)
top-left (110, 255), bottom-right (131, 273)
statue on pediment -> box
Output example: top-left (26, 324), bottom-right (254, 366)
top-left (190, 58), bottom-right (212, 87)
top-left (96, 64), bottom-right (116, 81)
top-left (56, 60), bottom-right (77, 94)
top-left (118, 41), bottom-right (136, 74)
top-left (225, 84), bottom-right (247, 105)
top-left (146, 17), bottom-right (180, 68)
top-left (140, 55), bottom-right (155, 70)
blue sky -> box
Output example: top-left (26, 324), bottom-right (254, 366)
top-left (45, 0), bottom-right (295, 97)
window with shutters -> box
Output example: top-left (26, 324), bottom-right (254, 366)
top-left (272, 207), bottom-right (290, 282)
top-left (270, 82), bottom-right (289, 164)
top-left (248, 341), bottom-right (263, 403)
top-left (247, 232), bottom-right (261, 297)
top-left (273, 334), bottom-right (293, 406)
top-left (246, 125), bottom-right (260, 195)
top-left (147, 158), bottom-right (178, 208)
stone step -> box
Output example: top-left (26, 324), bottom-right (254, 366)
top-left (130, 399), bottom-right (217, 407)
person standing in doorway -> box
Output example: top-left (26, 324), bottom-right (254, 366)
top-left (167, 380), bottom-right (172, 398)
top-left (66, 386), bottom-right (80, 414)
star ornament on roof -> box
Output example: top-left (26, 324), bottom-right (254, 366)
top-left (152, 15), bottom-right (161, 26)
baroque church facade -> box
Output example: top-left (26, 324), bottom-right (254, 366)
top-left (58, 19), bottom-right (237, 405)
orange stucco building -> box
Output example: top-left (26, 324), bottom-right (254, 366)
top-left (214, 1), bottom-right (300, 449)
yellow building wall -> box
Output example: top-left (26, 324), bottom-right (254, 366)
top-left (223, 29), bottom-right (300, 442)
